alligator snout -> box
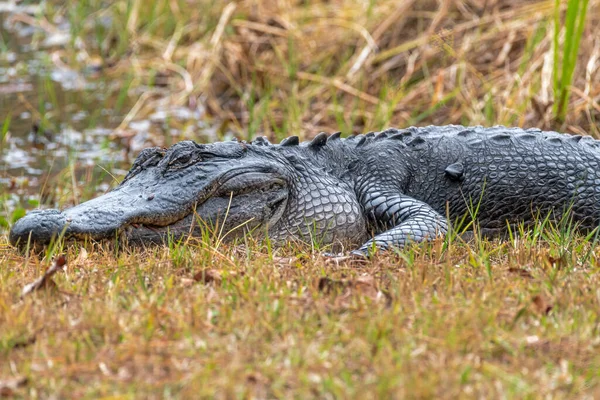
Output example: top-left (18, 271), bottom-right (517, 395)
top-left (9, 209), bottom-right (68, 247)
top-left (9, 183), bottom-right (195, 248)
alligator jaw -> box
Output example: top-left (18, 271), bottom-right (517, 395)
top-left (8, 184), bottom-right (194, 248)
top-left (8, 207), bottom-right (193, 249)
top-left (8, 209), bottom-right (196, 249)
top-left (9, 173), bottom-right (289, 248)
top-left (121, 214), bottom-right (200, 245)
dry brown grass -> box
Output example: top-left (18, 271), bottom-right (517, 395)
top-left (66, 0), bottom-right (599, 141)
top-left (2, 0), bottom-right (600, 398)
top-left (1, 236), bottom-right (600, 398)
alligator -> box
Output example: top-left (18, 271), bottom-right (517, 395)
top-left (9, 125), bottom-right (600, 256)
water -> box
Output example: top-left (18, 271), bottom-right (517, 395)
top-left (0, 3), bottom-right (220, 231)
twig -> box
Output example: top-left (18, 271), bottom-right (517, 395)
top-left (21, 255), bottom-right (67, 298)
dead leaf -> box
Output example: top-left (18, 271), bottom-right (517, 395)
top-left (0, 83), bottom-right (33, 95)
top-left (245, 371), bottom-right (268, 399)
top-left (323, 252), bottom-right (369, 267)
top-left (317, 277), bottom-right (348, 293)
top-left (532, 294), bottom-right (553, 315)
top-left (195, 269), bottom-right (222, 284)
top-left (546, 253), bottom-right (568, 269)
top-left (272, 256), bottom-right (300, 268)
top-left (180, 278), bottom-right (195, 287)
top-left (523, 336), bottom-right (595, 368)
top-left (246, 371), bottom-right (267, 385)
top-left (73, 247), bottom-right (88, 267)
top-left (0, 376), bottom-right (27, 397)
top-left (316, 274), bottom-right (390, 306)
top-left (11, 335), bottom-right (36, 349)
top-left (507, 267), bottom-right (534, 279)
top-left (21, 255), bottom-right (67, 298)
top-left (193, 269), bottom-right (239, 284)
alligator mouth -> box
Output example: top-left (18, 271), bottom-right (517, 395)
top-left (11, 209), bottom-right (204, 248)
top-left (9, 170), bottom-right (288, 248)
top-left (120, 214), bottom-right (203, 245)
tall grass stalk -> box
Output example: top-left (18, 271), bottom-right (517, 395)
top-left (1, 115), bottom-right (10, 148)
top-left (552, 0), bottom-right (590, 121)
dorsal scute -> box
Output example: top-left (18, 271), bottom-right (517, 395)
top-left (380, 128), bottom-right (402, 136)
top-left (308, 132), bottom-right (328, 149)
top-left (517, 133), bottom-right (538, 142)
top-left (407, 136), bottom-right (427, 146)
top-left (525, 127), bottom-right (542, 133)
top-left (252, 136), bottom-right (271, 146)
top-left (489, 133), bottom-right (512, 143)
top-left (280, 135), bottom-right (299, 146)
top-left (387, 133), bottom-right (404, 140)
top-left (547, 137), bottom-right (563, 145)
top-left (456, 128), bottom-right (475, 138)
top-left (327, 131), bottom-right (342, 142)
top-left (356, 135), bottom-right (367, 147)
top-left (374, 131), bottom-right (389, 141)
top-left (569, 135), bottom-right (583, 143)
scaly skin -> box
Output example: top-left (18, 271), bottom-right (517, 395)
top-left (10, 125), bottom-right (600, 255)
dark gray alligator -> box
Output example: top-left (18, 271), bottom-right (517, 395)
top-left (9, 125), bottom-right (600, 255)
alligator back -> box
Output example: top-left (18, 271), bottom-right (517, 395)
top-left (353, 125), bottom-right (600, 234)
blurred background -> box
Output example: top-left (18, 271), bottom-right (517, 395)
top-left (0, 0), bottom-right (598, 230)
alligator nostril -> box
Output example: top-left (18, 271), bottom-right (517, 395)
top-left (147, 194), bottom-right (155, 201)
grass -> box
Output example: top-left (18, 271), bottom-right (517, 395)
top-left (16, 0), bottom-right (600, 145)
top-left (553, 0), bottom-right (591, 121)
top-left (1, 0), bottom-right (600, 397)
top-left (1, 234), bottom-right (600, 398)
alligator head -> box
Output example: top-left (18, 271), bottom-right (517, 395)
top-left (9, 140), bottom-right (292, 247)
top-left (9, 138), bottom-right (367, 248)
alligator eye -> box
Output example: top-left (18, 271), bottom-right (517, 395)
top-left (167, 151), bottom-right (197, 169)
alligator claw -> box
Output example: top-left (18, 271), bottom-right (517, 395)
top-left (321, 251), bottom-right (343, 258)
top-left (349, 249), bottom-right (369, 259)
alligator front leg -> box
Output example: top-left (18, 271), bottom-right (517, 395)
top-left (354, 192), bottom-right (448, 256)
